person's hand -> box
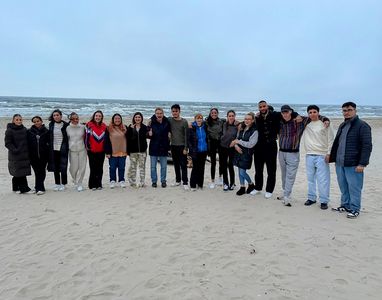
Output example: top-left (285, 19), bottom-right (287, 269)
top-left (148, 128), bottom-right (153, 137)
top-left (106, 154), bottom-right (110, 158)
top-left (325, 154), bottom-right (330, 163)
top-left (234, 144), bottom-right (242, 154)
top-left (355, 165), bottom-right (365, 173)
top-left (230, 139), bottom-right (238, 147)
top-left (183, 149), bottom-right (188, 155)
top-left (295, 115), bottom-right (303, 123)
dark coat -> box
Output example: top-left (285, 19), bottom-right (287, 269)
top-left (233, 124), bottom-right (257, 170)
top-left (148, 115), bottom-right (171, 156)
top-left (47, 121), bottom-right (69, 172)
top-left (188, 122), bottom-right (208, 159)
top-left (329, 116), bottom-right (372, 166)
top-left (27, 125), bottom-right (50, 165)
top-left (127, 124), bottom-right (148, 154)
top-left (4, 123), bottom-right (31, 177)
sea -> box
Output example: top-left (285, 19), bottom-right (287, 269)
top-left (1, 96), bottom-right (381, 120)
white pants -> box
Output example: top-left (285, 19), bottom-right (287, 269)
top-left (69, 150), bottom-right (87, 185)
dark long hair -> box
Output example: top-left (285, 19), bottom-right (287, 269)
top-left (90, 110), bottom-right (104, 125)
top-left (48, 109), bottom-right (62, 122)
top-left (132, 112), bottom-right (144, 125)
top-left (206, 107), bottom-right (219, 126)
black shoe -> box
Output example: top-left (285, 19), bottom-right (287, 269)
top-left (229, 184), bottom-right (235, 190)
top-left (285, 203), bottom-right (292, 207)
top-left (161, 182), bottom-right (167, 188)
top-left (246, 183), bottom-right (255, 194)
top-left (236, 187), bottom-right (246, 196)
top-left (152, 183), bottom-right (157, 188)
top-left (320, 203), bottom-right (328, 210)
top-left (304, 199), bottom-right (317, 206)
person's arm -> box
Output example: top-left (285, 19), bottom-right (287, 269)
top-left (183, 119), bottom-right (188, 153)
top-left (357, 122), bottom-right (372, 170)
top-left (325, 124), bottom-right (335, 163)
top-left (4, 129), bottom-right (18, 152)
top-left (237, 130), bottom-right (259, 148)
top-left (104, 129), bottom-right (112, 157)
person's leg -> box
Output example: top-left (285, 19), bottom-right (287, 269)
top-left (278, 151), bottom-right (287, 192)
top-left (109, 156), bottom-right (117, 182)
top-left (283, 152), bottom-right (300, 198)
top-left (33, 161), bottom-right (46, 192)
top-left (159, 156), bottom-right (168, 184)
top-left (117, 156), bottom-right (126, 182)
top-left (220, 147), bottom-right (229, 186)
top-left (53, 150), bottom-right (61, 184)
top-left (138, 153), bottom-right (147, 185)
top-left (18, 176), bottom-right (31, 193)
top-left (77, 150), bottom-right (87, 186)
top-left (306, 155), bottom-right (317, 201)
top-left (190, 156), bottom-right (198, 189)
top-left (60, 154), bottom-right (68, 185)
top-left (95, 152), bottom-right (105, 188)
top-left (198, 152), bottom-right (207, 187)
top-left (228, 148), bottom-right (236, 186)
top-left (179, 148), bottom-right (188, 185)
top-left (265, 142), bottom-right (278, 193)
top-left (238, 168), bottom-right (246, 186)
top-left (209, 140), bottom-right (218, 181)
top-left (254, 147), bottom-right (265, 191)
top-left (12, 176), bottom-right (19, 192)
top-left (150, 155), bottom-right (158, 184)
top-left (69, 151), bottom-right (77, 184)
top-left (129, 153), bottom-right (139, 185)
top-left (335, 165), bottom-right (351, 210)
top-left (315, 155), bottom-right (330, 204)
top-left (171, 145), bottom-right (181, 183)
top-left (87, 151), bottom-right (96, 189)
top-left (345, 166), bottom-right (364, 213)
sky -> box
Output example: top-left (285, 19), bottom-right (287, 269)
top-left (0, 0), bottom-right (381, 105)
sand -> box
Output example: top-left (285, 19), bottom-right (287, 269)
top-left (1, 117), bottom-right (381, 300)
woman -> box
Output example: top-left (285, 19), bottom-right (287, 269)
top-left (220, 110), bottom-right (239, 191)
top-left (47, 109), bottom-right (69, 191)
top-left (66, 112), bottom-right (87, 192)
top-left (231, 112), bottom-right (258, 196)
top-left (147, 107), bottom-right (171, 188)
top-left (188, 113), bottom-right (208, 191)
top-left (127, 112), bottom-right (148, 188)
top-left (5, 114), bottom-right (33, 194)
top-left (85, 110), bottom-right (107, 190)
top-left (206, 108), bottom-right (224, 188)
top-left (105, 113), bottom-right (128, 188)
top-left (27, 116), bottom-right (50, 195)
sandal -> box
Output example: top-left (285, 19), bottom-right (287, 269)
top-left (331, 206), bottom-right (349, 213)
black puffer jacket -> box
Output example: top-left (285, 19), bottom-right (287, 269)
top-left (127, 124), bottom-right (148, 154)
top-left (27, 125), bottom-right (50, 164)
top-left (47, 121), bottom-right (69, 172)
top-left (148, 115), bottom-right (171, 156)
top-left (329, 116), bottom-right (372, 166)
top-left (4, 123), bottom-right (31, 177)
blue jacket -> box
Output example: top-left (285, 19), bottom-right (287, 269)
top-left (188, 122), bottom-right (208, 158)
top-left (329, 116), bottom-right (372, 166)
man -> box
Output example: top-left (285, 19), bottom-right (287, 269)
top-left (252, 100), bottom-right (298, 199)
top-left (168, 104), bottom-right (189, 190)
top-left (329, 101), bottom-right (372, 218)
top-left (301, 105), bottom-right (334, 210)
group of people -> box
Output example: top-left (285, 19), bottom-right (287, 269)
top-left (4, 101), bottom-right (372, 218)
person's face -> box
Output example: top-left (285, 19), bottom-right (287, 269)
top-left (94, 112), bottom-right (103, 123)
top-left (134, 114), bottom-right (142, 124)
top-left (308, 109), bottom-right (319, 121)
top-left (32, 118), bottom-right (43, 128)
top-left (155, 110), bottom-right (164, 121)
top-left (227, 112), bottom-right (236, 124)
top-left (113, 115), bottom-right (122, 125)
top-left (171, 108), bottom-right (180, 118)
top-left (71, 115), bottom-right (79, 125)
top-left (342, 106), bottom-right (356, 119)
top-left (281, 111), bottom-right (292, 121)
top-left (53, 112), bottom-right (62, 123)
top-left (244, 115), bottom-right (254, 126)
top-left (13, 116), bottom-right (23, 126)
top-left (210, 109), bottom-right (218, 119)
top-left (258, 102), bottom-right (268, 114)
top-left (195, 115), bottom-right (203, 126)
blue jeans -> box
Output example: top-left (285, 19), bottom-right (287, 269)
top-left (335, 165), bottom-right (364, 212)
top-left (109, 156), bottom-right (126, 182)
top-left (306, 155), bottom-right (330, 203)
top-left (150, 156), bottom-right (167, 184)
top-left (238, 168), bottom-right (252, 185)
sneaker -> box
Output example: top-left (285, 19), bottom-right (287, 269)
top-left (250, 189), bottom-right (261, 196)
top-left (58, 185), bottom-right (65, 191)
top-left (152, 183), bottom-right (157, 188)
top-left (331, 206), bottom-right (350, 213)
top-left (246, 183), bottom-right (255, 194)
top-left (110, 181), bottom-right (116, 189)
top-left (283, 197), bottom-right (292, 207)
top-left (264, 192), bottom-right (273, 199)
top-left (171, 182), bottom-right (181, 187)
top-left (236, 187), bottom-right (246, 196)
top-left (161, 182), bottom-right (167, 188)
top-left (92, 188), bottom-right (97, 191)
top-left (191, 187), bottom-right (197, 192)
top-left (320, 203), bottom-right (328, 210)
top-left (26, 189), bottom-right (36, 194)
top-left (36, 191), bottom-right (45, 195)
top-left (347, 211), bottom-right (359, 219)
top-left (53, 184), bottom-right (60, 191)
top-left (14, 190), bottom-right (21, 194)
top-left (223, 184), bottom-right (229, 191)
top-left (120, 181), bottom-right (126, 188)
top-left (209, 182), bottom-right (216, 189)
top-left (77, 185), bottom-right (83, 192)
top-left (304, 199), bottom-right (317, 206)
top-left (228, 184), bottom-right (235, 191)
top-left (183, 185), bottom-right (190, 191)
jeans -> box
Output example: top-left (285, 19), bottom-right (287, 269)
top-left (336, 165), bottom-right (364, 212)
top-left (109, 156), bottom-right (127, 182)
top-left (150, 156), bottom-right (167, 184)
top-left (306, 155), bottom-right (330, 203)
top-left (238, 168), bottom-right (252, 185)
top-left (279, 151), bottom-right (300, 198)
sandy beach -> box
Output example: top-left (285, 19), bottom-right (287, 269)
top-left (1, 117), bottom-right (381, 300)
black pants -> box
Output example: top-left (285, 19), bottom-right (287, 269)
top-left (53, 150), bottom-right (68, 185)
top-left (190, 152), bottom-right (207, 188)
top-left (220, 146), bottom-right (235, 186)
top-left (208, 139), bottom-right (222, 180)
top-left (31, 160), bottom-right (47, 192)
top-left (12, 176), bottom-right (31, 193)
top-left (171, 145), bottom-right (188, 185)
top-left (254, 141), bottom-right (278, 193)
top-left (88, 151), bottom-right (105, 189)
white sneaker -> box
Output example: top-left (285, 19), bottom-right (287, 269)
top-left (26, 189), bottom-right (36, 194)
top-left (110, 181), bottom-right (116, 189)
top-left (209, 182), bottom-right (216, 189)
top-left (36, 191), bottom-right (45, 195)
top-left (183, 185), bottom-right (190, 191)
top-left (171, 182), bottom-right (181, 187)
top-left (58, 185), bottom-right (65, 191)
top-left (250, 189), bottom-right (261, 195)
top-left (223, 184), bottom-right (229, 191)
top-left (264, 192), bottom-right (273, 199)
top-left (14, 190), bottom-right (21, 194)
top-left (53, 184), bottom-right (60, 191)
top-left (119, 181), bottom-right (126, 188)
top-left (217, 177), bottom-right (223, 186)
top-left (282, 197), bottom-right (291, 205)
top-left (191, 187), bottom-right (197, 191)
top-left (77, 185), bottom-right (83, 192)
